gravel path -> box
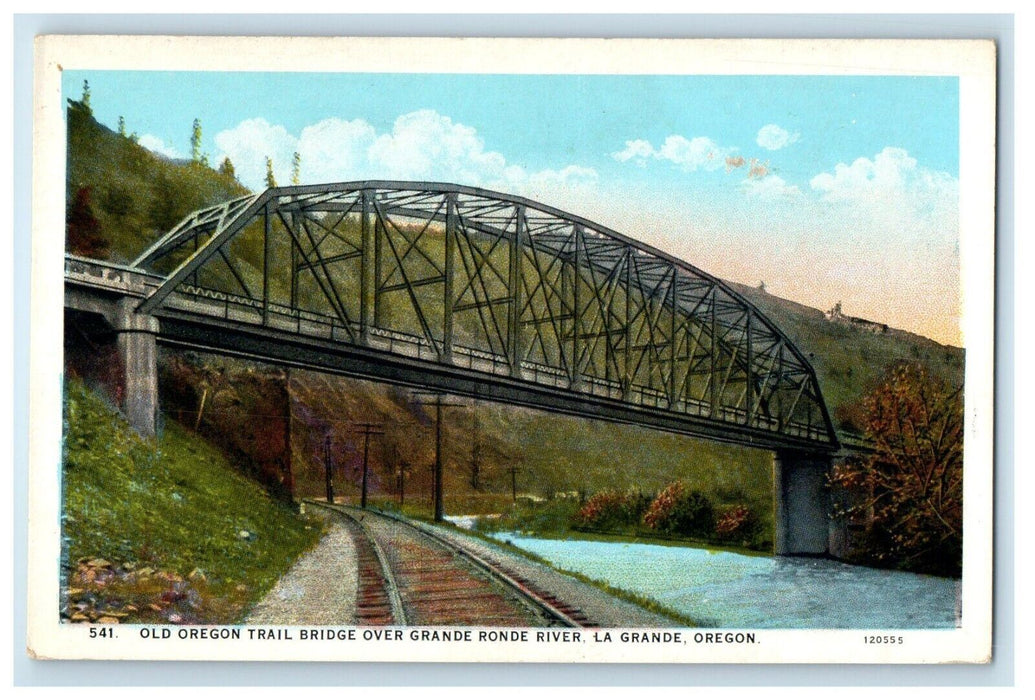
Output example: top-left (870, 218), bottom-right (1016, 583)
top-left (244, 508), bottom-right (357, 625)
top-left (416, 519), bottom-right (678, 627)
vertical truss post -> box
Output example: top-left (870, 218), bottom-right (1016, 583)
top-left (360, 190), bottom-right (373, 345)
top-left (508, 205), bottom-right (525, 377)
top-left (262, 203), bottom-right (271, 326)
top-left (668, 267), bottom-right (677, 408)
top-left (745, 313), bottom-right (754, 425)
top-left (289, 211), bottom-right (298, 310)
top-left (443, 193), bottom-right (457, 364)
top-left (623, 247), bottom-right (632, 399)
top-left (373, 196), bottom-right (383, 328)
top-left (709, 287), bottom-right (719, 418)
top-left (570, 225), bottom-right (583, 389)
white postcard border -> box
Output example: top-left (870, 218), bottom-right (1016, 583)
top-left (28, 35), bottom-right (996, 664)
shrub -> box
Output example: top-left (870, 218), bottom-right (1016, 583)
top-left (574, 489), bottom-right (651, 531)
top-left (643, 482), bottom-right (715, 537)
top-left (714, 504), bottom-right (759, 542)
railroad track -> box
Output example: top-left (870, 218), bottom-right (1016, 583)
top-left (306, 501), bottom-right (595, 628)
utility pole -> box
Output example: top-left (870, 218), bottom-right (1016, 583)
top-left (323, 434), bottom-right (334, 504)
top-left (508, 460), bottom-right (522, 503)
top-left (349, 422), bottom-right (384, 509)
top-left (397, 461), bottom-right (407, 506)
top-left (413, 393), bottom-right (465, 522)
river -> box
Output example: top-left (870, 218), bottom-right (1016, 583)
top-left (489, 533), bottom-right (961, 628)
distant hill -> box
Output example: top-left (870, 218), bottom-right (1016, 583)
top-left (65, 99), bottom-right (248, 264)
top-left (729, 282), bottom-right (963, 435)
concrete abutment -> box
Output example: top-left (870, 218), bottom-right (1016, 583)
top-left (113, 299), bottom-right (160, 437)
top-left (773, 450), bottom-right (833, 556)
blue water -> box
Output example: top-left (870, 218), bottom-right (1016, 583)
top-left (493, 533), bottom-right (961, 629)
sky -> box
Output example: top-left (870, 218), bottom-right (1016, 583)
top-left (64, 70), bottom-right (961, 345)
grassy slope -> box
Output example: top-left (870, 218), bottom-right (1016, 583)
top-left (62, 377), bottom-right (323, 622)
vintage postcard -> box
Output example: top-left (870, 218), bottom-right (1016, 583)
top-left (28, 36), bottom-right (995, 663)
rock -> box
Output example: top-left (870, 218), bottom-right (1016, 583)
top-left (86, 558), bottom-right (112, 568)
top-left (238, 530), bottom-right (253, 540)
top-left (187, 568), bottom-right (206, 583)
top-left (96, 616), bottom-right (120, 625)
top-left (69, 612), bottom-right (90, 622)
top-left (148, 603), bottom-right (163, 612)
top-left (66, 587), bottom-right (83, 596)
top-left (168, 613), bottom-right (183, 624)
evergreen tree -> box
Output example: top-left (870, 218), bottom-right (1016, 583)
top-left (265, 156), bottom-right (277, 188)
top-left (218, 157), bottom-right (237, 181)
top-left (191, 118), bottom-right (203, 163)
top-left (118, 116), bottom-right (126, 137)
top-left (291, 151), bottom-right (301, 185)
top-left (81, 80), bottom-right (92, 114)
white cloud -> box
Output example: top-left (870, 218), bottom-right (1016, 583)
top-left (214, 118), bottom-right (297, 188)
top-left (741, 174), bottom-right (802, 200)
top-left (610, 135), bottom-right (730, 172)
top-left (368, 109), bottom-right (511, 184)
top-left (656, 135), bottom-right (728, 172)
top-left (297, 118), bottom-right (377, 183)
top-left (809, 147), bottom-right (958, 208)
top-left (611, 139), bottom-right (654, 166)
top-left (213, 109), bottom-right (597, 197)
top-left (756, 124), bottom-right (800, 151)
top-left (137, 134), bottom-right (181, 159)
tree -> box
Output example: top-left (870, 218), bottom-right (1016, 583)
top-left (830, 361), bottom-right (963, 575)
top-left (190, 118), bottom-right (203, 163)
top-left (118, 116), bottom-right (126, 137)
top-left (291, 151), bottom-right (301, 185)
top-left (81, 80), bottom-right (92, 114)
top-left (218, 157), bottom-right (237, 181)
top-left (265, 157), bottom-right (277, 188)
top-left (66, 186), bottom-right (108, 258)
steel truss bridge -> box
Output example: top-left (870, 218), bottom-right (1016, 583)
top-left (112, 181), bottom-right (838, 454)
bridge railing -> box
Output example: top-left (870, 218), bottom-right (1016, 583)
top-left (161, 284), bottom-right (826, 442)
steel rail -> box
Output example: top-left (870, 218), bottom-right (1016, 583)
top-left (332, 504), bottom-right (585, 628)
top-left (305, 500), bottom-right (407, 626)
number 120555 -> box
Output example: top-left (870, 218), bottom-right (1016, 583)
top-left (864, 635), bottom-right (904, 644)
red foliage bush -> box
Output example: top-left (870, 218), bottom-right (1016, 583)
top-left (643, 481), bottom-right (715, 537)
top-left (715, 504), bottom-right (758, 541)
top-left (575, 489), bottom-right (650, 530)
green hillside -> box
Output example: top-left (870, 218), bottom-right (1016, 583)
top-left (61, 377), bottom-right (322, 624)
top-left (66, 98), bottom-right (247, 263)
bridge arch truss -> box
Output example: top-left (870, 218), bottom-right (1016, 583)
top-left (133, 181), bottom-right (838, 452)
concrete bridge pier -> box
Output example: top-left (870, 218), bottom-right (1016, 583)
top-left (773, 450), bottom-right (833, 556)
top-left (114, 298), bottom-right (160, 438)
